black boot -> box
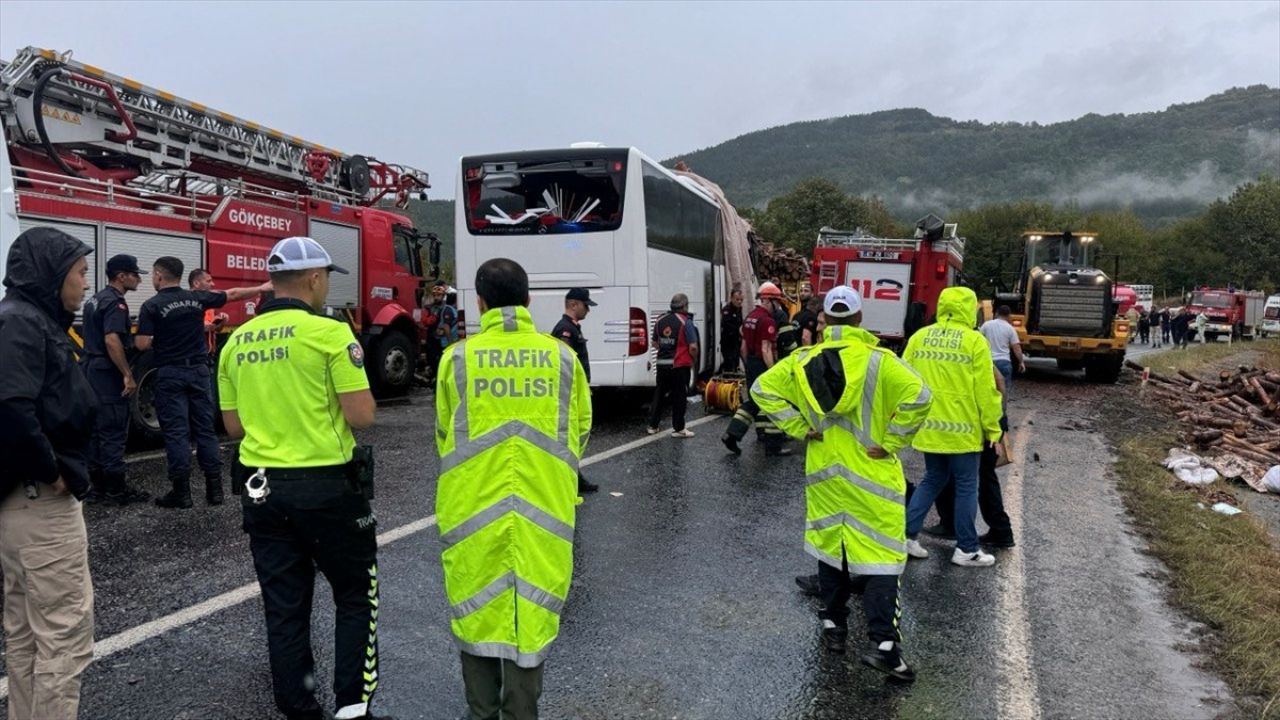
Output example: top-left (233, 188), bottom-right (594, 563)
top-left (979, 530), bottom-right (1016, 548)
top-left (84, 471), bottom-right (107, 504)
top-left (104, 472), bottom-right (150, 505)
top-left (577, 473), bottom-right (598, 494)
top-left (861, 641), bottom-right (916, 683)
top-left (821, 620), bottom-right (847, 653)
top-left (205, 476), bottom-right (225, 506)
top-left (795, 574), bottom-right (821, 598)
top-left (155, 477), bottom-right (193, 509)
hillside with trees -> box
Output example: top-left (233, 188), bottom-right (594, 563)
top-left (672, 86), bottom-right (1280, 226)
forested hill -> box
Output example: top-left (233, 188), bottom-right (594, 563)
top-left (670, 85), bottom-right (1280, 225)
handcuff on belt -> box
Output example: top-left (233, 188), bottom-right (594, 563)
top-left (245, 468), bottom-right (270, 504)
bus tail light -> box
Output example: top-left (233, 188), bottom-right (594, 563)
top-left (628, 307), bottom-right (648, 356)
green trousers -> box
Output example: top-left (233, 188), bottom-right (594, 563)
top-left (460, 652), bottom-right (545, 720)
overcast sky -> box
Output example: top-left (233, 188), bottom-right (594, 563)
top-left (3, 1), bottom-right (1277, 198)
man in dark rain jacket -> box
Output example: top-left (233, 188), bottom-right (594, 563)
top-left (0, 226), bottom-right (98, 720)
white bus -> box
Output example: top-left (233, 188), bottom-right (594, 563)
top-left (454, 146), bottom-right (726, 387)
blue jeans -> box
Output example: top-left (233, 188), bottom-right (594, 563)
top-left (907, 452), bottom-right (982, 552)
top-left (995, 358), bottom-right (1014, 413)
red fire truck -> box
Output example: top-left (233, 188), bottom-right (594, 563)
top-left (1184, 287), bottom-right (1268, 341)
top-left (810, 214), bottom-right (964, 349)
top-left (1, 47), bottom-right (440, 436)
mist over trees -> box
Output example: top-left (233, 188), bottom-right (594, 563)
top-left (748, 175), bottom-right (1280, 298)
top-left (673, 86), bottom-right (1280, 228)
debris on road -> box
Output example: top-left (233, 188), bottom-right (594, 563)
top-left (1127, 360), bottom-right (1280, 491)
top-left (1163, 448), bottom-right (1220, 486)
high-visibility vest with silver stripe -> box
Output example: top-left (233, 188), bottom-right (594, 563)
top-left (435, 305), bottom-right (592, 668)
top-left (752, 325), bottom-right (932, 574)
top-left (902, 286), bottom-right (1004, 454)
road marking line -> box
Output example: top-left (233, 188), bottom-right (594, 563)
top-left (0, 412), bottom-right (727, 699)
top-left (996, 411), bottom-right (1042, 720)
top-left (581, 413), bottom-right (721, 467)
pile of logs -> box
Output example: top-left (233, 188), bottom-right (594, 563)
top-left (750, 233), bottom-right (811, 283)
top-left (1127, 359), bottom-right (1280, 472)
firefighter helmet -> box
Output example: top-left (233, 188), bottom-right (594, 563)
top-left (758, 282), bottom-right (784, 299)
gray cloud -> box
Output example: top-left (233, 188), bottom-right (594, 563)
top-left (1, 1), bottom-right (1276, 200)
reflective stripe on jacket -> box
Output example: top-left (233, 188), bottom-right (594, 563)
top-left (902, 286), bottom-right (1003, 453)
top-left (435, 305), bottom-right (592, 667)
top-left (751, 324), bottom-right (932, 574)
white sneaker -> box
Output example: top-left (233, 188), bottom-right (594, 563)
top-left (646, 426), bottom-right (660, 435)
top-left (906, 539), bottom-right (929, 559)
top-left (671, 429), bottom-right (695, 438)
top-left (951, 547), bottom-right (996, 567)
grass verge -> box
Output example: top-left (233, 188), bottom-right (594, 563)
top-left (1137, 337), bottom-right (1280, 374)
top-left (1112, 340), bottom-right (1280, 717)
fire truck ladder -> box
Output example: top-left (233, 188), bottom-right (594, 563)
top-left (0, 47), bottom-right (428, 207)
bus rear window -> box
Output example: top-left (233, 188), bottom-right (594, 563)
top-left (463, 156), bottom-right (625, 235)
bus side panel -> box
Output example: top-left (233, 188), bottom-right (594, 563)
top-left (647, 248), bottom-right (713, 377)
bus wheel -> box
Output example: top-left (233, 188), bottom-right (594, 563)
top-left (371, 331), bottom-right (416, 397)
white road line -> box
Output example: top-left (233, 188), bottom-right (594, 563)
top-left (996, 412), bottom-right (1042, 720)
top-left (580, 413), bottom-right (721, 467)
top-left (0, 412), bottom-right (728, 699)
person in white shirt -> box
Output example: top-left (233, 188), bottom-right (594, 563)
top-left (980, 305), bottom-right (1024, 390)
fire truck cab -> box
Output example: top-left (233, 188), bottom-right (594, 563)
top-left (810, 214), bottom-right (964, 350)
top-left (1, 47), bottom-right (439, 438)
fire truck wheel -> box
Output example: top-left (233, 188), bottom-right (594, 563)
top-left (128, 352), bottom-right (165, 446)
top-left (370, 331), bottom-right (416, 397)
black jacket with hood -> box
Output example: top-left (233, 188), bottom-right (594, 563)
top-left (0, 227), bottom-right (96, 499)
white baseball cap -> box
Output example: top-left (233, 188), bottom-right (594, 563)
top-left (824, 285), bottom-right (863, 318)
top-left (266, 236), bottom-right (349, 274)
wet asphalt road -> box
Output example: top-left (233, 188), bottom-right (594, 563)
top-left (0, 353), bottom-right (1236, 720)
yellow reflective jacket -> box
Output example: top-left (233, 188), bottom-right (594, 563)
top-left (902, 287), bottom-right (1003, 453)
top-left (752, 325), bottom-right (932, 574)
top-left (435, 305), bottom-right (592, 667)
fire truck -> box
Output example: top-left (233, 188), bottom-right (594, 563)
top-left (1, 47), bottom-right (440, 436)
top-left (1184, 288), bottom-right (1268, 341)
top-left (810, 214), bottom-right (964, 350)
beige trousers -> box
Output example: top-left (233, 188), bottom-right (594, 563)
top-left (0, 486), bottom-right (95, 720)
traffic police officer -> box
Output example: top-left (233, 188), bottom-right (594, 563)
top-left (753, 286), bottom-right (932, 681)
top-left (81, 253), bottom-right (149, 504)
top-left (552, 287), bottom-right (599, 494)
top-left (902, 286), bottom-right (1004, 568)
top-left (136, 256), bottom-right (268, 508)
top-left (721, 282), bottom-right (789, 455)
top-left (436, 258), bottom-right (592, 720)
top-left (218, 237), bottom-right (384, 720)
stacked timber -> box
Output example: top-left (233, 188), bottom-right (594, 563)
top-left (1127, 360), bottom-right (1280, 475)
top-left (752, 234), bottom-right (810, 283)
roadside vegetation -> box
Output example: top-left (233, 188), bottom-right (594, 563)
top-left (1113, 339), bottom-right (1280, 717)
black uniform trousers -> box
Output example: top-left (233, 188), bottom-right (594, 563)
top-left (82, 357), bottom-right (130, 492)
top-left (241, 473), bottom-right (380, 719)
top-left (648, 365), bottom-right (690, 432)
top-left (460, 652), bottom-right (545, 720)
top-left (717, 345), bottom-right (741, 374)
top-left (934, 442), bottom-right (1013, 540)
top-left (817, 550), bottom-right (902, 645)
top-left (725, 356), bottom-right (783, 451)
top-left (154, 364), bottom-right (222, 484)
